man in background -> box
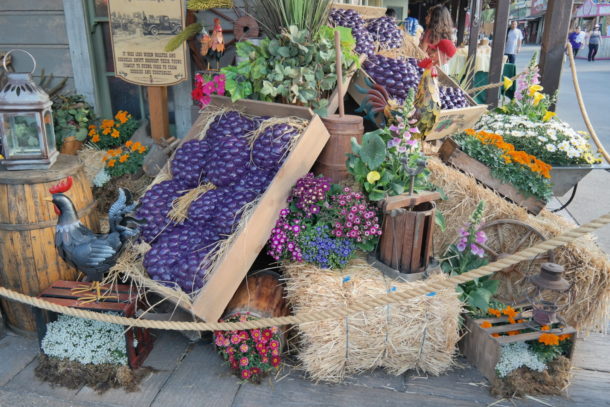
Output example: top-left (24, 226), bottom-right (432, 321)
top-left (505, 21), bottom-right (523, 64)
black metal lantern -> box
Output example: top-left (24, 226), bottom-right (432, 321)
top-left (0, 49), bottom-right (58, 170)
top-left (528, 262), bottom-right (570, 326)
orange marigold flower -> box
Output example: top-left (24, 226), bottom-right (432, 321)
top-left (465, 128), bottom-right (476, 136)
top-left (119, 154), bottom-right (129, 163)
top-left (538, 333), bottom-right (560, 346)
top-left (131, 141), bottom-right (142, 151)
top-left (101, 119), bottom-right (115, 129)
top-left (517, 319), bottom-right (525, 323)
top-left (541, 325), bottom-right (550, 331)
top-left (111, 129), bottom-right (120, 139)
top-left (487, 308), bottom-right (502, 317)
top-left (91, 134), bottom-right (100, 143)
top-left (508, 316), bottom-right (516, 325)
top-left (502, 306), bottom-right (518, 319)
top-left (107, 159), bottom-right (116, 168)
top-left (138, 145), bottom-right (147, 154)
top-left (102, 155), bottom-right (109, 162)
top-left (125, 140), bottom-right (134, 147)
top-left (102, 127), bottom-right (112, 135)
top-left (507, 330), bottom-right (521, 336)
top-left (491, 333), bottom-right (500, 338)
top-left (558, 334), bottom-right (572, 341)
top-left (480, 321), bottom-right (493, 328)
top-left (88, 124), bottom-right (96, 130)
top-left (115, 110), bottom-right (130, 124)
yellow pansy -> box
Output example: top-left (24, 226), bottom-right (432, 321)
top-left (532, 92), bottom-right (545, 106)
top-left (367, 171), bottom-right (381, 184)
top-left (0, 154), bottom-right (4, 160)
top-left (542, 111), bottom-right (556, 122)
top-left (528, 84), bottom-right (543, 96)
top-left (503, 76), bottom-right (513, 90)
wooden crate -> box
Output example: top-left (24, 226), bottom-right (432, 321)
top-left (332, 2), bottom-right (387, 18)
top-left (34, 281), bottom-right (154, 369)
top-left (348, 67), bottom-right (487, 140)
top-left (460, 310), bottom-right (577, 382)
top-left (171, 96), bottom-right (331, 322)
top-left (438, 138), bottom-right (546, 215)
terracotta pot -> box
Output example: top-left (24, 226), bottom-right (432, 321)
top-left (60, 136), bottom-right (84, 155)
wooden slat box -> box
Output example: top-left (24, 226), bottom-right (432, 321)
top-left (438, 138), bottom-right (546, 215)
top-left (460, 309), bottom-right (577, 383)
top-left (34, 280), bottom-right (154, 369)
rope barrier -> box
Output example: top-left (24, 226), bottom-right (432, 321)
top-left (1, 211), bottom-right (610, 331)
top-left (565, 42), bottom-right (610, 164)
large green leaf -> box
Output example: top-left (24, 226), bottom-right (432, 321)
top-left (468, 288), bottom-right (493, 311)
top-left (360, 131), bottom-right (386, 170)
top-left (350, 137), bottom-right (362, 155)
top-left (481, 278), bottom-right (500, 294)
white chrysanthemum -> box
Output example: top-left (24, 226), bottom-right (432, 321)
top-left (546, 128), bottom-right (557, 138)
top-left (93, 169), bottom-right (111, 187)
top-left (537, 136), bottom-right (548, 142)
top-left (546, 144), bottom-right (557, 152)
top-left (41, 314), bottom-right (128, 365)
top-left (495, 342), bottom-right (547, 378)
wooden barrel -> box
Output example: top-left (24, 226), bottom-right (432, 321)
top-left (222, 271), bottom-right (289, 321)
top-left (0, 154), bottom-right (99, 335)
top-left (313, 114), bottom-right (364, 183)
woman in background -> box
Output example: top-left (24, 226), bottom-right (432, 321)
top-left (419, 4), bottom-right (454, 53)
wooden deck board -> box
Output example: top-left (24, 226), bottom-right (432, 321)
top-left (0, 334), bottom-right (38, 386)
top-left (573, 334), bottom-right (610, 372)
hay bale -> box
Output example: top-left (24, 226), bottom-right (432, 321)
top-left (284, 259), bottom-right (462, 383)
top-left (428, 157), bottom-right (610, 331)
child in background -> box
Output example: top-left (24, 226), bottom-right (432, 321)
top-left (419, 5), bottom-right (454, 54)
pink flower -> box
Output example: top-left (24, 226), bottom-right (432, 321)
top-left (269, 340), bottom-right (280, 350)
top-left (241, 369), bottom-right (252, 379)
top-left (201, 95), bottom-right (211, 106)
top-left (230, 334), bottom-right (241, 344)
top-left (239, 343), bottom-right (249, 353)
top-left (251, 367), bottom-right (261, 375)
top-left (271, 348), bottom-right (279, 356)
top-left (271, 356), bottom-right (281, 367)
top-left (239, 357), bottom-right (249, 367)
top-left (214, 334), bottom-right (225, 347)
top-left (470, 243), bottom-right (485, 257)
top-left (475, 230), bottom-right (487, 245)
top-left (202, 81), bottom-right (215, 95)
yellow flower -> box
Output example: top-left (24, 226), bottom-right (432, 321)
top-left (503, 76), bottom-right (513, 90)
top-left (367, 171), bottom-right (381, 184)
top-left (0, 154), bottom-right (4, 160)
top-left (528, 84), bottom-right (543, 96)
top-left (532, 92), bottom-right (545, 106)
top-left (542, 111), bottom-right (556, 122)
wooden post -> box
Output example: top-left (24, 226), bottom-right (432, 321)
top-left (451, 0), bottom-right (460, 25)
top-left (457, 0), bottom-right (468, 46)
top-left (539, 0), bottom-right (574, 110)
top-left (487, 0), bottom-right (510, 107)
top-left (147, 86), bottom-right (170, 141)
top-left (466, 0), bottom-right (482, 85)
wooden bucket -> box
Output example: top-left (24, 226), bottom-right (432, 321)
top-left (222, 271), bottom-right (289, 322)
top-left (313, 114), bottom-right (364, 183)
top-left (59, 136), bottom-right (84, 155)
top-left (0, 154), bottom-right (99, 334)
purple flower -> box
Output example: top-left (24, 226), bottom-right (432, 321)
top-left (470, 243), bottom-right (485, 258)
top-left (456, 241), bottom-right (467, 252)
top-left (458, 227), bottom-right (469, 237)
top-left (475, 230), bottom-right (487, 245)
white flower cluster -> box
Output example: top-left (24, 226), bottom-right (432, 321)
top-left (476, 113), bottom-right (597, 163)
top-left (41, 314), bottom-right (128, 365)
top-left (495, 342), bottom-right (547, 378)
top-left (93, 169), bottom-right (111, 187)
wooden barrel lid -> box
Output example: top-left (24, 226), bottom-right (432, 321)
top-left (0, 154), bottom-right (84, 185)
top-left (321, 114), bottom-right (364, 126)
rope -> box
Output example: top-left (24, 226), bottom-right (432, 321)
top-left (565, 42), bottom-right (610, 164)
top-left (1, 211), bottom-right (610, 331)
top-left (466, 74), bottom-right (518, 95)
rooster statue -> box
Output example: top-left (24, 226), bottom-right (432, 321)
top-left (200, 18), bottom-right (225, 71)
top-left (45, 177), bottom-right (141, 302)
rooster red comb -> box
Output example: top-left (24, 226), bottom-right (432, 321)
top-left (49, 176), bottom-right (73, 194)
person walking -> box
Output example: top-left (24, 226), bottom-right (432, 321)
top-left (504, 21), bottom-right (523, 64)
top-left (587, 24), bottom-right (602, 61)
top-left (568, 26), bottom-right (585, 56)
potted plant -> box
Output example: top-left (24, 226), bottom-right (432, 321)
top-left (53, 94), bottom-right (95, 155)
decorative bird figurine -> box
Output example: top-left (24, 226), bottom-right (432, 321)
top-left (45, 177), bottom-right (141, 303)
top-left (208, 18), bottom-right (225, 71)
top-left (199, 27), bottom-right (213, 70)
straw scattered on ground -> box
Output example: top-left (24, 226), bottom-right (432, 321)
top-left (283, 258), bottom-right (462, 383)
top-left (428, 157), bottom-right (610, 331)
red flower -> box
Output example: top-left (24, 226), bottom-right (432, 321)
top-left (256, 342), bottom-right (266, 354)
top-left (251, 367), bottom-right (261, 375)
top-left (241, 369), bottom-right (252, 379)
top-left (230, 360), bottom-right (238, 369)
top-left (239, 331), bottom-right (249, 340)
top-left (271, 356), bottom-right (281, 368)
top-left (191, 87), bottom-right (203, 103)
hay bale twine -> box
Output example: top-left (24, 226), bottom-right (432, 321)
top-left (428, 157), bottom-right (610, 331)
top-left (283, 259), bottom-right (461, 383)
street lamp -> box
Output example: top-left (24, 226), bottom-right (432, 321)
top-left (0, 50), bottom-right (58, 170)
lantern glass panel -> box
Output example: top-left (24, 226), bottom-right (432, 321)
top-left (3, 112), bottom-right (42, 157)
top-left (43, 110), bottom-right (56, 153)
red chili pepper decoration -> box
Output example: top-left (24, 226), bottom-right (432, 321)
top-left (49, 176), bottom-right (73, 194)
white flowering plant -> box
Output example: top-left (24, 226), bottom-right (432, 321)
top-left (41, 314), bottom-right (128, 366)
top-left (476, 113), bottom-right (600, 166)
top-left (495, 342), bottom-right (547, 378)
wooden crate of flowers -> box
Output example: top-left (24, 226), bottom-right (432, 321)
top-left (439, 133), bottom-right (551, 215)
top-left (461, 305), bottom-right (576, 396)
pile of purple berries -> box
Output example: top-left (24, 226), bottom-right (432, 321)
top-left (366, 16), bottom-right (403, 49)
top-left (363, 55), bottom-right (422, 103)
top-left (329, 8), bottom-right (375, 56)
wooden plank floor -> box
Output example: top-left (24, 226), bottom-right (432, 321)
top-left (0, 328), bottom-right (607, 407)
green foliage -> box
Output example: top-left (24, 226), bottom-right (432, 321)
top-left (53, 94), bottom-right (95, 149)
top-left (221, 26), bottom-right (357, 116)
top-left (454, 132), bottom-right (553, 201)
top-left (528, 338), bottom-right (572, 363)
top-left (256, 0), bottom-right (332, 39)
top-left (441, 201), bottom-right (499, 313)
top-left (164, 23), bottom-right (203, 52)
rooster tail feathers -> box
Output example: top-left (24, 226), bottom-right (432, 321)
top-left (108, 188), bottom-right (142, 239)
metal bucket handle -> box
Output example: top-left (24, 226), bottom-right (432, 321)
top-left (2, 49), bottom-right (36, 74)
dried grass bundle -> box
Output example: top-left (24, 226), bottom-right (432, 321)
top-left (377, 33), bottom-right (427, 60)
top-left (283, 259), bottom-right (461, 382)
top-left (77, 146), bottom-right (107, 183)
top-left (428, 157), bottom-right (610, 331)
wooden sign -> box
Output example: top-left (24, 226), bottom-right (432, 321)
top-left (107, 0), bottom-right (188, 86)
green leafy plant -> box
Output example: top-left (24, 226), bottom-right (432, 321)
top-left (454, 129), bottom-right (553, 201)
top-left (221, 25), bottom-right (358, 116)
top-left (89, 111), bottom-right (140, 150)
top-left (256, 0), bottom-right (333, 39)
top-left (53, 94), bottom-right (95, 149)
top-left (441, 201), bottom-right (499, 313)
